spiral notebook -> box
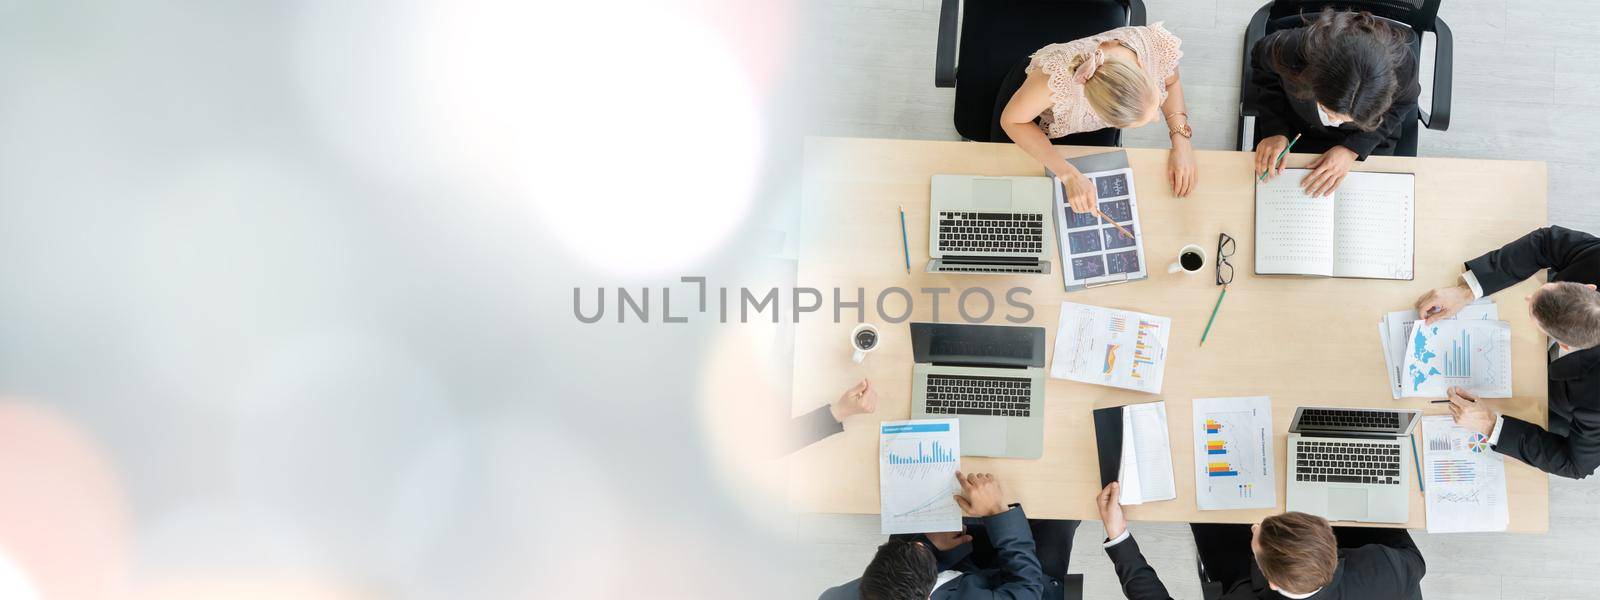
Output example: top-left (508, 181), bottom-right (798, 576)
top-left (1254, 169), bottom-right (1415, 280)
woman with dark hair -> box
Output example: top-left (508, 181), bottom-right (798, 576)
top-left (1250, 9), bottom-right (1420, 196)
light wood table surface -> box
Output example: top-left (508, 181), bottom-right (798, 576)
top-left (788, 136), bottom-right (1549, 533)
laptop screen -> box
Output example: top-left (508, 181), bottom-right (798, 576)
top-left (910, 322), bottom-right (1045, 369)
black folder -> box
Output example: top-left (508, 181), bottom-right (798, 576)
top-left (1092, 406), bottom-right (1124, 487)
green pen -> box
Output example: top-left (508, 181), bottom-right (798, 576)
top-left (1199, 286), bottom-right (1227, 346)
top-left (1259, 133), bottom-right (1303, 181)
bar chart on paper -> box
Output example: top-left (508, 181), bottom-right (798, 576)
top-left (1192, 397), bottom-right (1276, 510)
top-left (879, 419), bottom-right (962, 534)
top-left (1401, 319), bottom-right (1512, 398)
top-left (1051, 302), bottom-right (1171, 394)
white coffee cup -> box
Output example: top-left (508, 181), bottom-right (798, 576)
top-left (850, 323), bottom-right (880, 363)
top-left (1167, 244), bottom-right (1207, 274)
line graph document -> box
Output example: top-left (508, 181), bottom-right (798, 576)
top-left (1401, 319), bottom-right (1513, 398)
top-left (1050, 302), bottom-right (1171, 394)
top-left (879, 419), bottom-right (962, 534)
top-left (1422, 416), bottom-right (1508, 533)
top-left (1192, 396), bottom-right (1277, 510)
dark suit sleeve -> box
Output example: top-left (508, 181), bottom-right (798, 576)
top-left (1338, 52), bottom-right (1420, 160)
top-left (1104, 535), bottom-right (1176, 600)
top-left (976, 506), bottom-right (1047, 598)
top-left (784, 405), bottom-right (843, 455)
top-left (1249, 39), bottom-right (1296, 142)
top-left (1465, 226), bottom-right (1600, 297)
top-left (1495, 413), bottom-right (1600, 479)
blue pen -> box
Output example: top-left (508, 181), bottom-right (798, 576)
top-left (898, 205), bottom-right (911, 273)
top-left (1409, 434), bottom-right (1424, 493)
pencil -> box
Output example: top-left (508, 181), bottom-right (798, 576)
top-left (898, 204), bottom-right (911, 273)
top-left (1199, 286), bottom-right (1227, 346)
top-left (1097, 207), bottom-right (1135, 240)
top-left (1409, 434), bottom-right (1425, 493)
top-left (1258, 133), bottom-right (1303, 181)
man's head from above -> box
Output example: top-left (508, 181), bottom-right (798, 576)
top-left (1251, 511), bottom-right (1338, 596)
top-left (860, 539), bottom-right (937, 600)
top-left (1528, 281), bottom-right (1600, 350)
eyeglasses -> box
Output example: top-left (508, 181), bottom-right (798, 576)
top-left (1217, 233), bottom-right (1235, 286)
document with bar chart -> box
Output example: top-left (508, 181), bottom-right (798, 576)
top-left (1422, 415), bottom-right (1508, 533)
top-left (879, 419), bottom-right (962, 534)
top-left (1400, 319), bottom-right (1513, 398)
top-left (1192, 396), bottom-right (1277, 510)
top-left (1050, 301), bottom-right (1171, 394)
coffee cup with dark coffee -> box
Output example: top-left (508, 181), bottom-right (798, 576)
top-left (1167, 244), bottom-right (1207, 274)
top-left (850, 323), bottom-right (880, 363)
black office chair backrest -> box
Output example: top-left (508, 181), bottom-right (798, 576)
top-left (1265, 0), bottom-right (1441, 33)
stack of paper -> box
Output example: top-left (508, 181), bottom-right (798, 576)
top-left (1051, 302), bottom-right (1172, 394)
top-left (1192, 396), bottom-right (1277, 511)
top-left (1421, 415), bottom-right (1509, 533)
top-left (878, 419), bottom-right (962, 534)
top-left (1377, 301), bottom-right (1504, 398)
top-left (1117, 402), bottom-right (1176, 506)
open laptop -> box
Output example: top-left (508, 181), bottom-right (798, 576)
top-left (909, 322), bottom-right (1046, 458)
top-left (927, 175), bottom-right (1053, 274)
top-left (1286, 406), bottom-right (1421, 524)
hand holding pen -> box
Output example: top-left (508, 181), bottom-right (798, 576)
top-left (1055, 175), bottom-right (1133, 239)
top-left (1255, 133), bottom-right (1302, 181)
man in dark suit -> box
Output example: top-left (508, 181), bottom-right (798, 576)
top-left (1095, 483), bottom-right (1424, 600)
top-left (1415, 225), bottom-right (1600, 479)
top-left (821, 472), bottom-right (1079, 600)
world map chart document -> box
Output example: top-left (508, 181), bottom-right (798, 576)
top-left (1400, 319), bottom-right (1512, 398)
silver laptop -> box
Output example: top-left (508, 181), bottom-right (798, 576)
top-left (927, 175), bottom-right (1053, 274)
top-left (1286, 406), bottom-right (1421, 524)
top-left (908, 322), bottom-right (1045, 458)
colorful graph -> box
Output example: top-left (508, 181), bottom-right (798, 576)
top-left (1102, 343), bottom-right (1119, 375)
top-left (1207, 461), bottom-right (1238, 477)
top-left (1467, 432), bottom-right (1489, 454)
top-left (1131, 320), bottom-right (1160, 380)
top-left (1431, 458), bottom-right (1477, 483)
top-left (1206, 440), bottom-right (1227, 455)
top-left (886, 440), bottom-right (956, 465)
top-left (1204, 419), bottom-right (1222, 434)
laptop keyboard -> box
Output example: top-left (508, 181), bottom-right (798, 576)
top-left (924, 374), bottom-right (1032, 417)
top-left (937, 212), bottom-right (1044, 254)
top-left (1294, 440), bottom-right (1402, 485)
top-left (1299, 409), bottom-right (1400, 430)
top-left (934, 264), bottom-right (1045, 274)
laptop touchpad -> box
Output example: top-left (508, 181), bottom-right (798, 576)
top-left (973, 179), bottom-right (1013, 210)
top-left (1327, 488), bottom-right (1369, 521)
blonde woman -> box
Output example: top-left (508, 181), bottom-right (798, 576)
top-left (998, 23), bottom-right (1196, 211)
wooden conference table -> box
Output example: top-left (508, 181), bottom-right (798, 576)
top-left (787, 136), bottom-right (1549, 532)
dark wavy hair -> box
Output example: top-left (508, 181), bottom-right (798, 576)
top-left (860, 539), bottom-right (938, 600)
top-left (1261, 8), bottom-right (1410, 131)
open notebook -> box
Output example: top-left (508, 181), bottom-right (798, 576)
top-left (1255, 169), bottom-right (1415, 280)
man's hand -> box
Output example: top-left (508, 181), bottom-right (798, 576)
top-left (925, 528), bottom-right (974, 552)
top-left (953, 471), bottom-right (1007, 517)
top-left (1057, 172), bottom-right (1095, 216)
top-left (1254, 135), bottom-right (1289, 180)
top-left (1096, 482), bottom-right (1127, 540)
top-left (1447, 386), bottom-right (1497, 437)
top-left (1168, 139), bottom-right (1197, 198)
top-left (1416, 284), bottom-right (1474, 324)
top-left (1301, 146), bottom-right (1357, 197)
top-left (830, 378), bottom-right (878, 422)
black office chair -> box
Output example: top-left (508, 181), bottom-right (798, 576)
top-left (1197, 556), bottom-right (1225, 600)
top-left (935, 0), bottom-right (1148, 147)
top-left (1237, 0), bottom-right (1452, 157)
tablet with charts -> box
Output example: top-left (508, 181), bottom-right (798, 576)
top-left (1049, 151), bottom-right (1149, 291)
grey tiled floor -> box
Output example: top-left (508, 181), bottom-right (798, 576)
top-left (793, 1), bottom-right (1600, 598)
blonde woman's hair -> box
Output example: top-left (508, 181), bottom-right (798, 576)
top-left (1073, 55), bottom-right (1156, 128)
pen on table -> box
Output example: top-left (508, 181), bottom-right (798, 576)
top-left (1199, 286), bottom-right (1227, 346)
top-left (1258, 133), bottom-right (1303, 181)
top-left (1054, 176), bottom-right (1134, 239)
top-left (1409, 434), bottom-right (1425, 493)
top-left (898, 204), bottom-right (911, 274)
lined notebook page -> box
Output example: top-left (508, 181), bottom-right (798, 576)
top-left (1331, 171), bottom-right (1415, 280)
top-left (1255, 169), bottom-right (1335, 276)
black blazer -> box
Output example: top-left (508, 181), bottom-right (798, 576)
top-left (1105, 531), bottom-right (1424, 600)
top-left (1465, 225), bottom-right (1600, 479)
top-left (820, 506), bottom-right (1047, 600)
top-left (1249, 27), bottom-right (1420, 160)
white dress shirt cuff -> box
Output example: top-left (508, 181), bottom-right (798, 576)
top-left (1461, 271), bottom-right (1484, 299)
top-left (1103, 529), bottom-right (1131, 548)
top-left (1488, 415), bottom-right (1506, 446)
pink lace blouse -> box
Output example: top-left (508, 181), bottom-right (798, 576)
top-left (1025, 23), bottom-right (1184, 138)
